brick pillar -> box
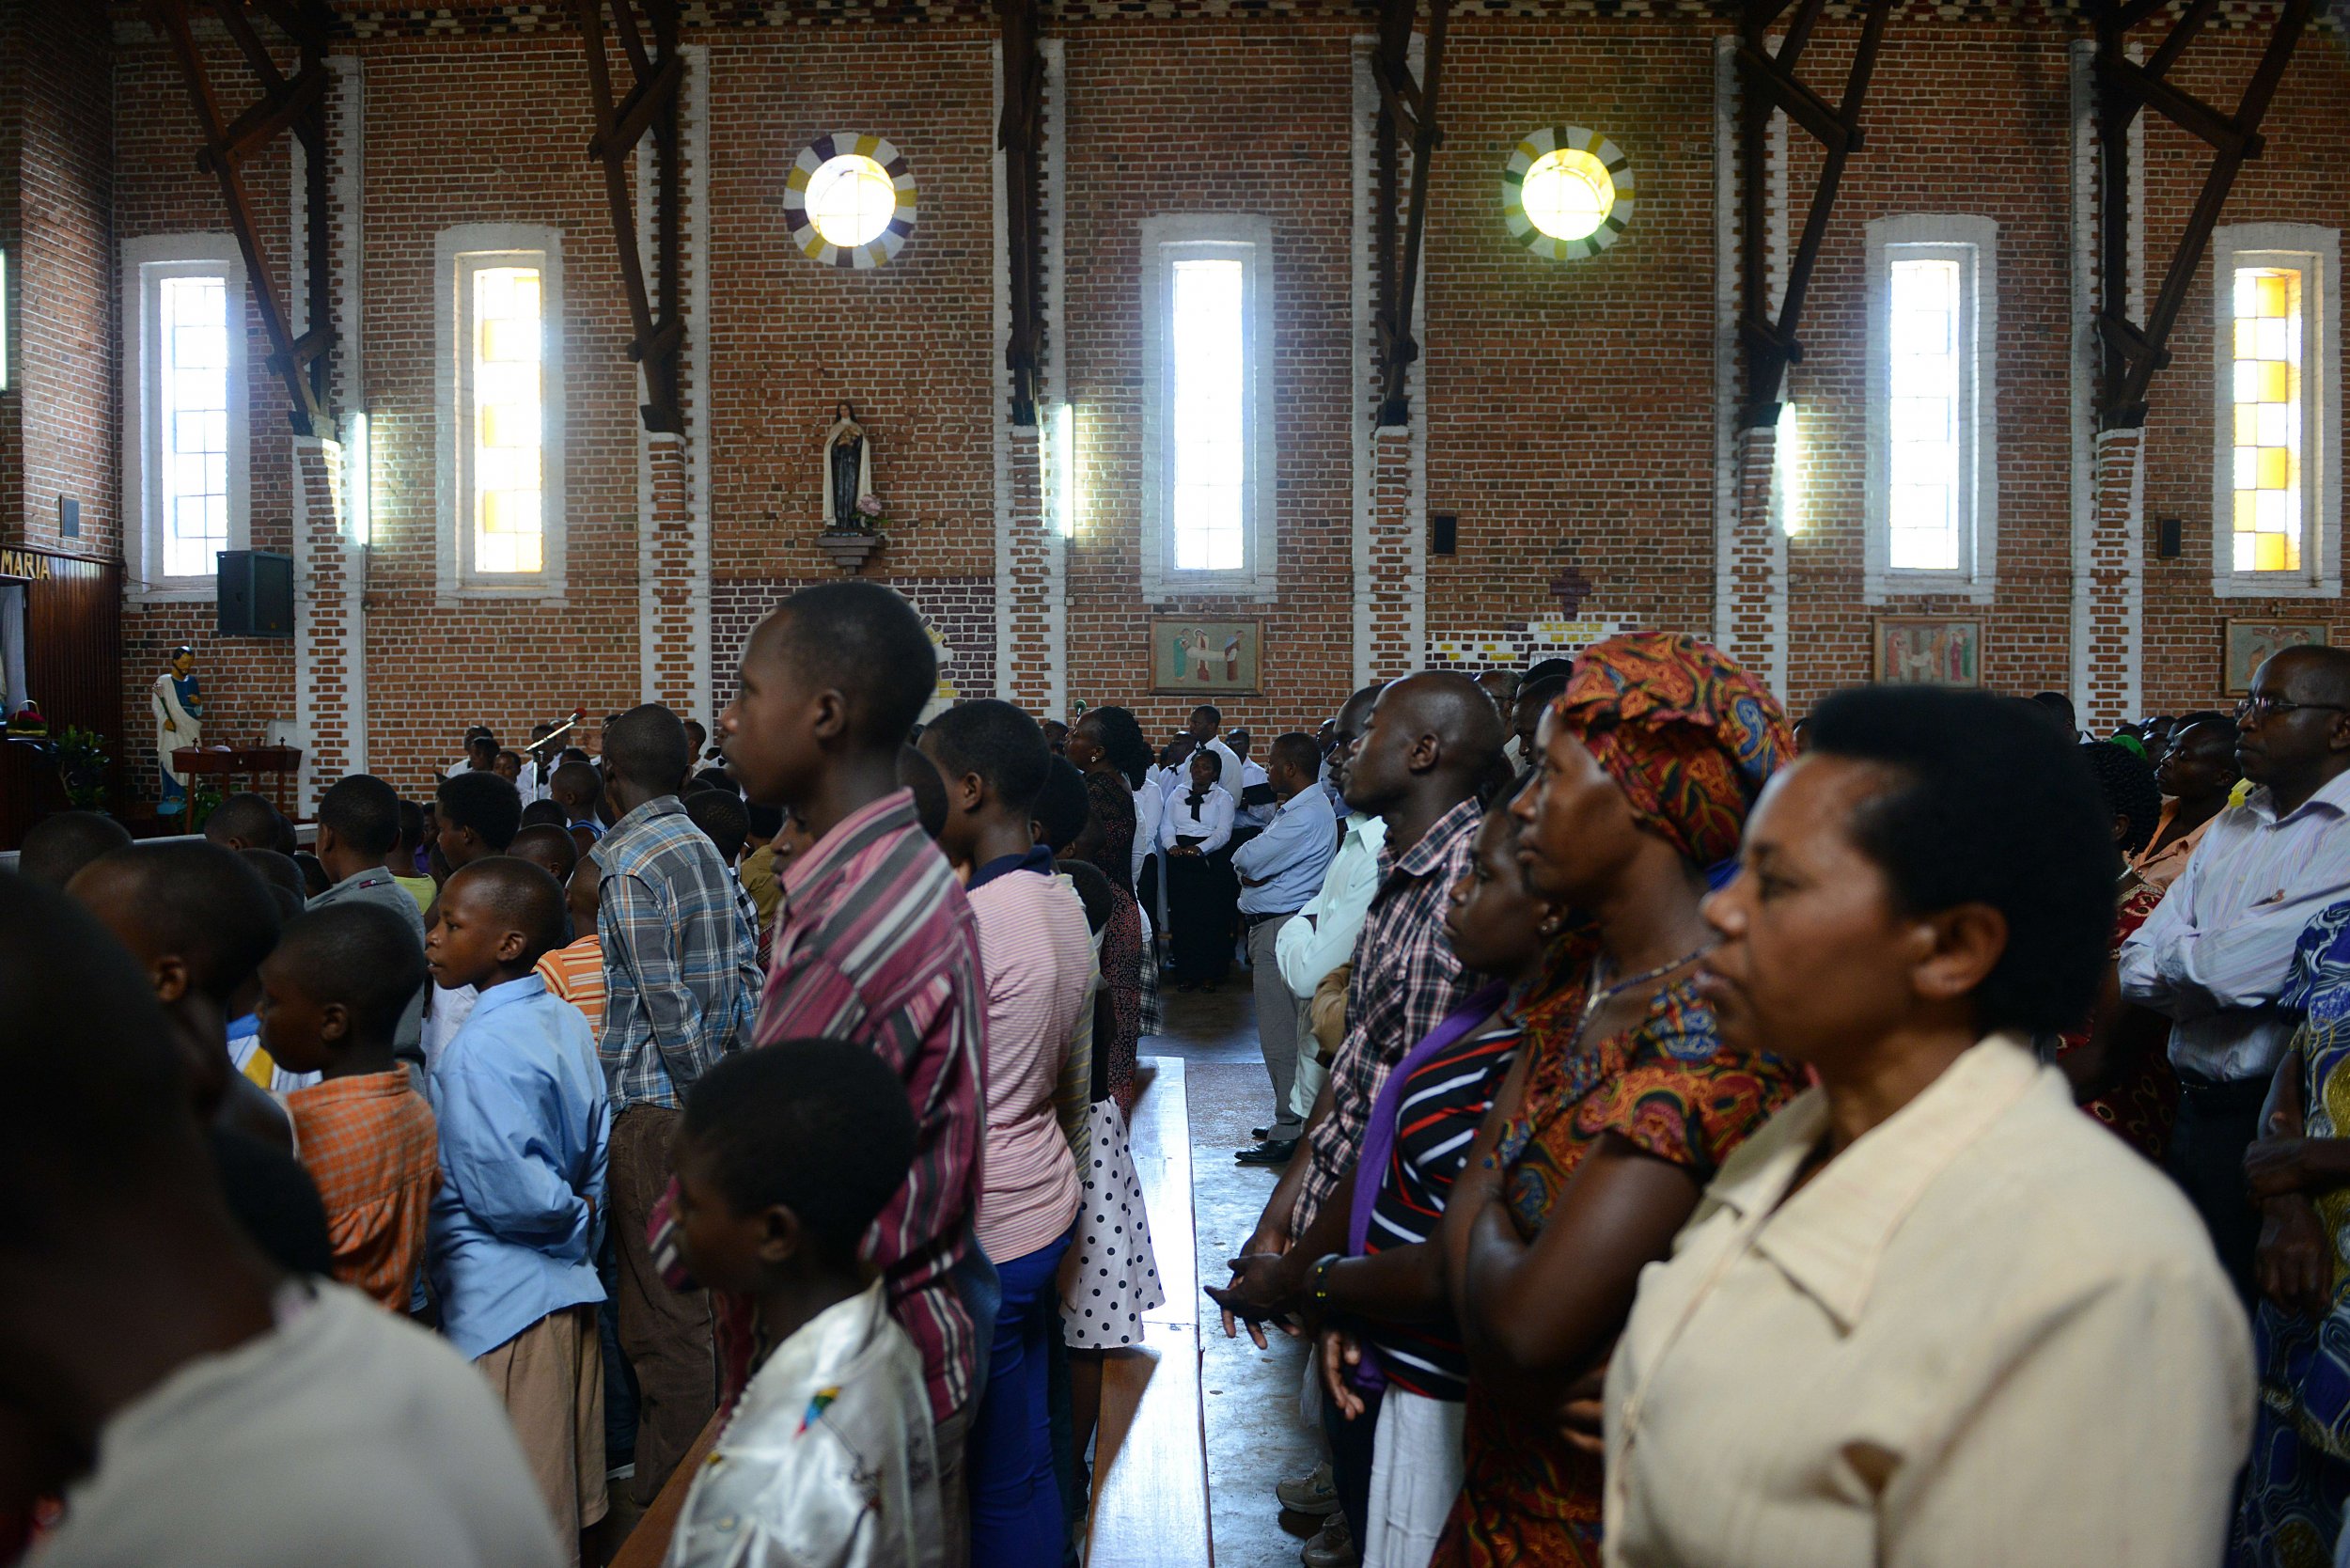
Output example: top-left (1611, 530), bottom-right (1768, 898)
top-left (1366, 427), bottom-right (1418, 680)
top-left (291, 434), bottom-right (352, 810)
top-left (1001, 423), bottom-right (1057, 712)
top-left (646, 433), bottom-right (698, 715)
top-left (1721, 422), bottom-right (1787, 694)
top-left (2084, 428), bottom-right (2145, 731)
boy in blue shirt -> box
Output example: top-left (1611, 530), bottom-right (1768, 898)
top-left (425, 856), bottom-right (613, 1563)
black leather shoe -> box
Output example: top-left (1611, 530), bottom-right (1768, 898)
top-left (1236, 1138), bottom-right (1299, 1166)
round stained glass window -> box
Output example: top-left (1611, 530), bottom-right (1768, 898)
top-left (1504, 127), bottom-right (1635, 260)
top-left (785, 133), bottom-right (916, 268)
top-left (1523, 149), bottom-right (1616, 243)
top-left (806, 154), bottom-right (898, 247)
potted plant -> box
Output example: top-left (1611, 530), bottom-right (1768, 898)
top-left (53, 727), bottom-right (110, 812)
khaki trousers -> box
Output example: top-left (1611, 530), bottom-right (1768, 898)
top-left (478, 1303), bottom-right (607, 1563)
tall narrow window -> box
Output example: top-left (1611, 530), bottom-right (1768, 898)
top-left (467, 260), bottom-right (544, 575)
top-left (436, 226), bottom-right (565, 596)
top-left (122, 236), bottom-right (249, 594)
top-left (157, 274), bottom-right (231, 579)
top-left (1140, 215), bottom-right (1277, 600)
top-left (1865, 215), bottom-right (1998, 602)
top-left (2213, 225), bottom-right (2339, 597)
top-left (2231, 265), bottom-right (2302, 573)
top-left (1170, 258), bottom-right (1246, 571)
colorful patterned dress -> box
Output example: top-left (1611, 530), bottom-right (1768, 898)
top-left (2234, 899), bottom-right (2350, 1568)
top-left (1431, 972), bottom-right (1807, 1567)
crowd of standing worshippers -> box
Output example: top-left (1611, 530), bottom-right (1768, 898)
top-left (8, 576), bottom-right (2350, 1568)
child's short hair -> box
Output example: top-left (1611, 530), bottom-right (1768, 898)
top-left (754, 581), bottom-right (938, 748)
top-left (549, 760), bottom-right (603, 813)
top-left (436, 770), bottom-right (524, 852)
top-left (81, 841), bottom-right (282, 1005)
top-left (519, 798), bottom-right (571, 831)
top-left (896, 744), bottom-right (948, 840)
top-left (923, 700), bottom-right (1051, 816)
top-left (319, 774), bottom-right (402, 858)
top-left (396, 797), bottom-right (427, 855)
top-left (17, 810), bottom-right (132, 888)
top-left (275, 902), bottom-right (428, 1043)
top-left (240, 848), bottom-right (307, 919)
top-left (446, 856), bottom-right (567, 970)
top-left (494, 748), bottom-right (525, 772)
top-left (202, 791), bottom-right (281, 850)
top-left (684, 790), bottom-right (751, 865)
top-left (507, 823), bottom-right (581, 886)
top-left (603, 705), bottom-right (691, 794)
top-left (681, 1041), bottom-right (916, 1258)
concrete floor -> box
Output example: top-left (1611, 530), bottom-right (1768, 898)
top-left (1149, 977), bottom-right (1328, 1568)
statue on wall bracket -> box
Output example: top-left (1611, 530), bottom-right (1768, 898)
top-left (822, 402), bottom-right (881, 535)
top-left (817, 401), bottom-right (888, 574)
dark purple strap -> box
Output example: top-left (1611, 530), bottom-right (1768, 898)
top-left (1345, 980), bottom-right (1511, 1257)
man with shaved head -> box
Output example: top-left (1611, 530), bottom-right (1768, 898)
top-left (1222, 671), bottom-right (1503, 1546)
top-left (2123, 644), bottom-right (2350, 1304)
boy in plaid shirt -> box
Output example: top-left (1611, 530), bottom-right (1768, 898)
top-left (257, 901), bottom-right (442, 1311)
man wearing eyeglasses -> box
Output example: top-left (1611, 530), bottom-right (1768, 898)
top-left (2122, 646), bottom-right (2350, 1306)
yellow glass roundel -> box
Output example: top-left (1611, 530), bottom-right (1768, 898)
top-left (785, 133), bottom-right (916, 268)
top-left (806, 153), bottom-right (898, 248)
top-left (1522, 148), bottom-right (1616, 243)
top-left (1503, 127), bottom-right (1635, 261)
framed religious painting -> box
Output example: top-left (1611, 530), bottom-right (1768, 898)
top-left (1872, 617), bottom-right (1982, 688)
top-left (2224, 619), bottom-right (2330, 696)
top-left (1149, 618), bottom-right (1263, 697)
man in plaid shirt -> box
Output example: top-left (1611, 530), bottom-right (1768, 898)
top-left (1236, 672), bottom-right (1504, 1254)
top-left (1222, 671), bottom-right (1504, 1550)
top-left (592, 703), bottom-right (760, 1507)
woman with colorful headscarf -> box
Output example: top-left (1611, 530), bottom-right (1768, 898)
top-left (1431, 633), bottom-right (1809, 1568)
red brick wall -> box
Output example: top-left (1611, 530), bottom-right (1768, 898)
top-left (2140, 35), bottom-right (2350, 713)
top-left (1060, 20), bottom-right (1361, 742)
top-left (61, 2), bottom-right (2350, 807)
top-left (5, 0), bottom-right (114, 558)
top-left (113, 29), bottom-right (297, 792)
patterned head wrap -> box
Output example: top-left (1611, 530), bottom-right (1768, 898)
top-left (1547, 632), bottom-right (1794, 871)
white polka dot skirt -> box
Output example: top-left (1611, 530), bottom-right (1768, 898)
top-left (1060, 1098), bottom-right (1166, 1349)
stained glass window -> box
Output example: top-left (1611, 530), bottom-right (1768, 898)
top-left (1522, 148), bottom-right (1616, 244)
top-left (465, 259), bottom-right (544, 576)
top-left (806, 154), bottom-right (898, 249)
top-left (2232, 265), bottom-right (2303, 574)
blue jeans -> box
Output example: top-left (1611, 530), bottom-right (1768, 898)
top-left (969, 1229), bottom-right (1073, 1568)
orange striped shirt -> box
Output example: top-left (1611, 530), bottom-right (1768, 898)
top-left (285, 1072), bottom-right (440, 1311)
top-left (536, 935), bottom-right (608, 1039)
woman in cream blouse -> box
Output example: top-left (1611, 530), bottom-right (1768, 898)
top-left (1603, 684), bottom-right (2252, 1568)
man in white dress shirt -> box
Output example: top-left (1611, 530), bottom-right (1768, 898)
top-left (1232, 734), bottom-right (1339, 1164)
top-left (1187, 704), bottom-right (1245, 800)
top-left (2121, 646), bottom-right (2350, 1303)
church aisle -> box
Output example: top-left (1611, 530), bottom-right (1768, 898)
top-left (1150, 985), bottom-right (1328, 1568)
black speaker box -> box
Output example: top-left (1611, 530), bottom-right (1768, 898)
top-left (216, 550), bottom-right (294, 638)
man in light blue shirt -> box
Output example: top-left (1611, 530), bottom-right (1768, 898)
top-left (425, 858), bottom-right (613, 1543)
top-left (1233, 733), bottom-right (1340, 1162)
top-left (1275, 687), bottom-right (1387, 1138)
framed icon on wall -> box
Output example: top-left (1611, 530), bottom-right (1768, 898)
top-left (1872, 617), bottom-right (1982, 688)
top-left (2224, 619), bottom-right (2331, 696)
top-left (1149, 618), bottom-right (1262, 697)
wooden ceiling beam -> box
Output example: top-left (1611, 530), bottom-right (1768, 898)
top-left (1735, 0), bottom-right (1893, 431)
top-left (2092, 0), bottom-right (2313, 430)
top-left (572, 0), bottom-right (685, 435)
top-left (1371, 0), bottom-right (1449, 428)
top-left (145, 0), bottom-right (334, 438)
